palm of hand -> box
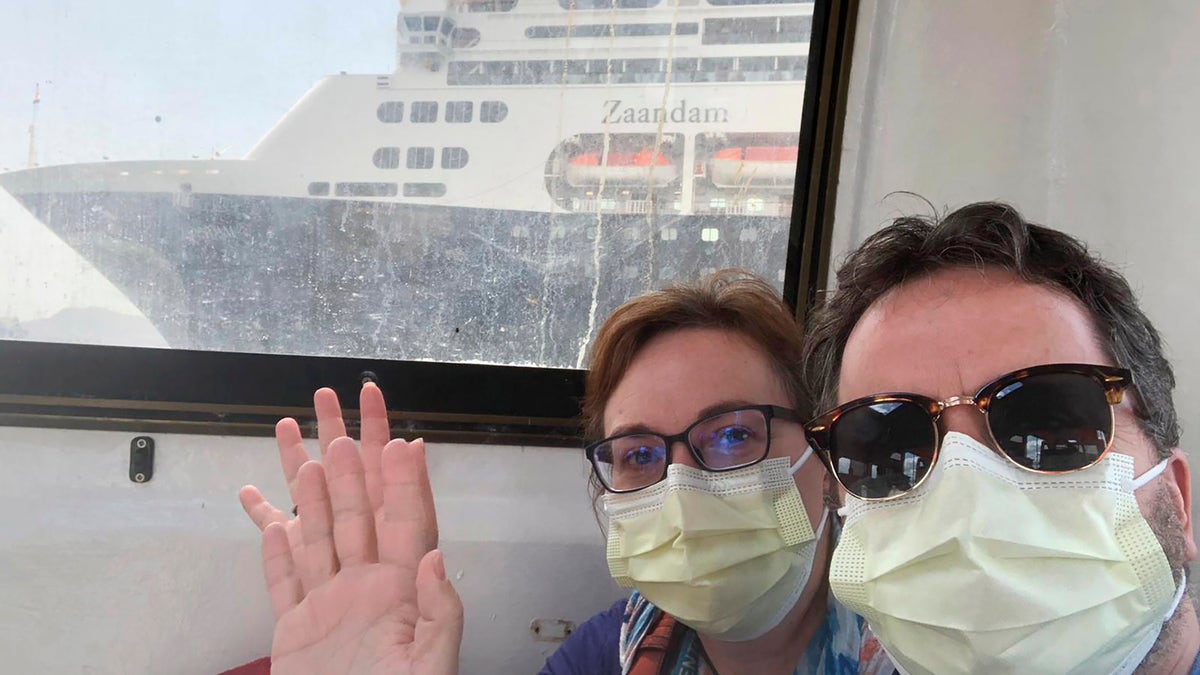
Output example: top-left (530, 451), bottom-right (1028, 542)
top-left (241, 385), bottom-right (461, 675)
top-left (272, 565), bottom-right (422, 675)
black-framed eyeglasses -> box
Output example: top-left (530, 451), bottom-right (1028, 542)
top-left (585, 404), bottom-right (804, 493)
top-left (804, 363), bottom-right (1132, 501)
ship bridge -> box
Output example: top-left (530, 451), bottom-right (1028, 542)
top-left (395, 0), bottom-right (462, 69)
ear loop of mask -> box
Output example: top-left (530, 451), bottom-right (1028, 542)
top-left (1132, 458), bottom-right (1170, 491)
top-left (1109, 568), bottom-right (1188, 675)
top-left (789, 445), bottom-right (814, 475)
top-left (1129, 457), bottom-right (1187, 625)
top-left (790, 444), bottom-right (829, 543)
top-left (1112, 455), bottom-right (1185, 674)
top-left (812, 505), bottom-right (830, 541)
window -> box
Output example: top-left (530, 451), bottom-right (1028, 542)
top-left (0, 16), bottom-right (855, 652)
top-left (445, 101), bottom-right (473, 123)
top-left (373, 147), bottom-right (401, 169)
top-left (451, 27), bottom-right (481, 48)
top-left (486, 61), bottom-right (516, 80)
top-left (740, 57), bottom-right (778, 81)
top-left (700, 57), bottom-right (735, 79)
top-left (558, 0), bottom-right (660, 8)
top-left (377, 101), bottom-right (404, 123)
top-left (403, 183), bottom-right (447, 197)
top-left (776, 56), bottom-right (808, 81)
top-left (462, 0), bottom-right (517, 10)
top-left (449, 58), bottom-right (805, 86)
top-left (442, 147), bottom-right (470, 169)
top-left (522, 60), bottom-right (560, 84)
top-left (480, 100), bottom-right (508, 122)
top-left (703, 17), bottom-right (812, 45)
top-left (525, 23), bottom-right (699, 38)
top-left (618, 59), bottom-right (665, 84)
top-left (410, 101), bottom-right (438, 123)
top-left (708, 0), bottom-right (809, 4)
top-left (334, 182), bottom-right (399, 197)
top-left (407, 147), bottom-right (435, 169)
top-left (448, 61), bottom-right (487, 86)
top-left (1, 0), bottom-right (833, 376)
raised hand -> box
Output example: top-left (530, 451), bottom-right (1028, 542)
top-left (240, 384), bottom-right (406, 594)
top-left (261, 437), bottom-right (462, 674)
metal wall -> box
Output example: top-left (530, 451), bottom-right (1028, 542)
top-left (0, 426), bottom-right (621, 674)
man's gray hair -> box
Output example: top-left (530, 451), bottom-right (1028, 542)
top-left (801, 201), bottom-right (1180, 458)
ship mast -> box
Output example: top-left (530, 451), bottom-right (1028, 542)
top-left (26, 84), bottom-right (40, 169)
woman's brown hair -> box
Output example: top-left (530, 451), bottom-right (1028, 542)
top-left (582, 269), bottom-right (811, 443)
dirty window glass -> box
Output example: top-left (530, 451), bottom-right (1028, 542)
top-left (0, 0), bottom-right (816, 368)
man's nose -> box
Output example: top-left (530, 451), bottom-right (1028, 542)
top-left (937, 403), bottom-right (993, 447)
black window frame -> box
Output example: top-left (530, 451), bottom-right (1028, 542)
top-left (0, 0), bottom-right (856, 445)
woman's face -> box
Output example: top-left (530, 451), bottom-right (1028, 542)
top-left (601, 327), bottom-right (830, 607)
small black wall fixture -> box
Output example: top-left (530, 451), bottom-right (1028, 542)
top-left (129, 436), bottom-right (155, 483)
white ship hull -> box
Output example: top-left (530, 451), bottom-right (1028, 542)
top-left (4, 183), bottom-right (788, 365)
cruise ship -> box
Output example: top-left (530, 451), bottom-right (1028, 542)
top-left (0, 0), bottom-right (810, 368)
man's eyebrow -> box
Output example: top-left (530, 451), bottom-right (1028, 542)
top-left (606, 399), bottom-right (758, 438)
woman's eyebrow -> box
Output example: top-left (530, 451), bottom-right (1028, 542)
top-left (607, 399), bottom-right (757, 438)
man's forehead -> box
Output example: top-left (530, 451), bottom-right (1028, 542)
top-left (836, 268), bottom-right (1111, 400)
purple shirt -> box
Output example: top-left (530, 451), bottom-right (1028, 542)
top-left (538, 598), bottom-right (626, 675)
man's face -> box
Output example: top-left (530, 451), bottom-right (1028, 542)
top-left (836, 265), bottom-right (1196, 650)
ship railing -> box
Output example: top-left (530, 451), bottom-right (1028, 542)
top-left (695, 202), bottom-right (793, 217)
top-left (569, 198), bottom-right (792, 217)
top-left (571, 198), bottom-right (655, 214)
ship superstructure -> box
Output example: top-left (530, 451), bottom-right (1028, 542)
top-left (0, 0), bottom-right (812, 367)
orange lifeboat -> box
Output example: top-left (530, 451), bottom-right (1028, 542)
top-left (708, 145), bottom-right (798, 188)
top-left (565, 147), bottom-right (679, 187)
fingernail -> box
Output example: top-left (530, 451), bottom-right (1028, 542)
top-left (363, 381), bottom-right (377, 389)
top-left (433, 550), bottom-right (447, 581)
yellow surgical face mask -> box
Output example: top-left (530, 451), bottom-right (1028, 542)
top-left (603, 450), bottom-right (825, 641)
top-left (831, 432), bottom-right (1182, 675)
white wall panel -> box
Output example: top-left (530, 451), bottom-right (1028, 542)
top-left (0, 426), bottom-right (621, 674)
